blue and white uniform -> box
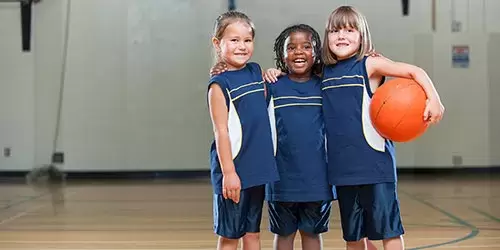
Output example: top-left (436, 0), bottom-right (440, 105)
top-left (266, 75), bottom-right (334, 236)
top-left (321, 56), bottom-right (404, 241)
top-left (208, 62), bottom-right (280, 239)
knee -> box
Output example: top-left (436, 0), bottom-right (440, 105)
top-left (299, 230), bottom-right (319, 239)
top-left (219, 236), bottom-right (239, 247)
top-left (382, 235), bottom-right (404, 247)
top-left (277, 231), bottom-right (297, 241)
top-left (346, 239), bottom-right (366, 250)
top-left (243, 232), bottom-right (260, 242)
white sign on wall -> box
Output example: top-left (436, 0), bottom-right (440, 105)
top-left (452, 45), bottom-right (470, 68)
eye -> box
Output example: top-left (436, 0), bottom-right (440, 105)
top-left (230, 38), bottom-right (238, 42)
top-left (244, 39), bottom-right (252, 42)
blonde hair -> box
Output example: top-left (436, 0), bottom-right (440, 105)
top-left (212, 11), bottom-right (255, 62)
top-left (322, 6), bottom-right (373, 65)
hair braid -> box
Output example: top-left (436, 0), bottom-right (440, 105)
top-left (273, 24), bottom-right (323, 75)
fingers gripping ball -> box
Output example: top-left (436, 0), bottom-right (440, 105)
top-left (369, 78), bottom-right (428, 142)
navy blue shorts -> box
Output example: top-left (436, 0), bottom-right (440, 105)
top-left (336, 182), bottom-right (404, 241)
top-left (267, 200), bottom-right (332, 236)
top-left (213, 185), bottom-right (265, 239)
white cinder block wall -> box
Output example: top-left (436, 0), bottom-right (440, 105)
top-left (0, 0), bottom-right (499, 171)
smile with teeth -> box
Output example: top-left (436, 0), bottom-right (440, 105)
top-left (336, 43), bottom-right (349, 47)
top-left (293, 59), bottom-right (306, 64)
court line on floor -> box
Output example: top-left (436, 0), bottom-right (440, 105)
top-left (401, 190), bottom-right (479, 250)
top-left (0, 191), bottom-right (76, 227)
top-left (2, 237), bottom-right (500, 244)
top-left (0, 223), bottom-right (465, 232)
top-left (1, 195), bottom-right (44, 210)
top-left (0, 203), bottom-right (46, 226)
top-left (15, 248), bottom-right (500, 250)
top-left (3, 248), bottom-right (500, 250)
top-left (469, 207), bottom-right (500, 223)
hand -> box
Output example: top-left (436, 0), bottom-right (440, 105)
top-left (222, 172), bottom-right (241, 203)
top-left (210, 62), bottom-right (228, 77)
top-left (366, 49), bottom-right (382, 58)
top-left (263, 68), bottom-right (284, 83)
top-left (424, 98), bottom-right (444, 125)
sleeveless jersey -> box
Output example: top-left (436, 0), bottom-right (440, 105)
top-left (265, 75), bottom-right (333, 202)
top-left (321, 56), bottom-right (396, 186)
top-left (208, 62), bottom-right (280, 194)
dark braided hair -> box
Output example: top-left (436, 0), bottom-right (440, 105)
top-left (273, 24), bottom-right (323, 75)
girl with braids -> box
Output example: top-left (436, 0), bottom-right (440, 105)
top-left (207, 10), bottom-right (279, 250)
top-left (264, 24), bottom-right (333, 250)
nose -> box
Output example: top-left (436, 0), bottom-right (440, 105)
top-left (338, 30), bottom-right (346, 39)
top-left (294, 47), bottom-right (305, 55)
top-left (237, 41), bottom-right (246, 50)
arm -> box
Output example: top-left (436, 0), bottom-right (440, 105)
top-left (263, 68), bottom-right (285, 83)
top-left (209, 62), bottom-right (228, 77)
top-left (208, 83), bottom-right (241, 203)
top-left (366, 56), bottom-right (439, 101)
top-left (366, 56), bottom-right (445, 124)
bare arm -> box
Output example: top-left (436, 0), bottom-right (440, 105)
top-left (366, 56), bottom-right (440, 100)
top-left (366, 56), bottom-right (444, 124)
top-left (207, 83), bottom-right (241, 202)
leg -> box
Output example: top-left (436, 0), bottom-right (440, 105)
top-left (297, 201), bottom-right (332, 250)
top-left (382, 236), bottom-right (404, 250)
top-left (336, 186), bottom-right (366, 248)
top-left (213, 186), bottom-right (264, 250)
top-left (217, 237), bottom-right (239, 250)
top-left (274, 232), bottom-right (296, 250)
top-left (268, 201), bottom-right (300, 250)
top-left (346, 239), bottom-right (366, 250)
top-left (242, 185), bottom-right (266, 250)
top-left (366, 238), bottom-right (379, 250)
top-left (360, 183), bottom-right (405, 250)
top-left (242, 232), bottom-right (260, 250)
top-left (345, 238), bottom-right (379, 250)
top-left (299, 230), bottom-right (322, 250)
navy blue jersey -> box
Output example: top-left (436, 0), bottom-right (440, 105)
top-left (265, 75), bottom-right (333, 202)
top-left (321, 56), bottom-right (396, 186)
top-left (208, 62), bottom-right (280, 194)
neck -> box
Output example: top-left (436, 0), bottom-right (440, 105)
top-left (223, 61), bottom-right (247, 71)
top-left (288, 72), bottom-right (312, 83)
top-left (226, 65), bottom-right (246, 71)
top-left (336, 53), bottom-right (357, 61)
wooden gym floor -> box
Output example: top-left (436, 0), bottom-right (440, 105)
top-left (0, 174), bottom-right (498, 249)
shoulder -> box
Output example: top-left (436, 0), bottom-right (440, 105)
top-left (265, 76), bottom-right (285, 95)
top-left (363, 55), bottom-right (389, 69)
top-left (310, 74), bottom-right (322, 84)
top-left (322, 64), bottom-right (336, 76)
top-left (208, 74), bottom-right (229, 90)
top-left (246, 62), bottom-right (263, 75)
top-left (308, 75), bottom-right (323, 92)
top-left (272, 75), bottom-right (290, 88)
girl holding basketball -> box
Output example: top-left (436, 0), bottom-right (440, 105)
top-left (264, 6), bottom-right (444, 250)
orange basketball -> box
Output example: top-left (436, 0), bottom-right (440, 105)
top-left (369, 78), bottom-right (428, 142)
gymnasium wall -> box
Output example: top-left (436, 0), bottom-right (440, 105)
top-left (0, 0), bottom-right (499, 172)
